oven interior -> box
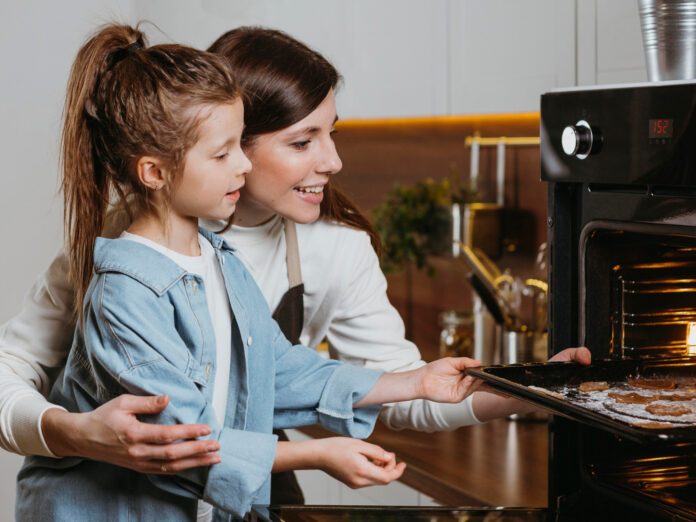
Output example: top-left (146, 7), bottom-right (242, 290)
top-left (565, 225), bottom-right (696, 521)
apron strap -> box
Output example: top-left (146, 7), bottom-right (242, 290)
top-left (284, 219), bottom-right (303, 288)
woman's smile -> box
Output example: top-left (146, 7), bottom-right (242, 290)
top-left (294, 183), bottom-right (326, 204)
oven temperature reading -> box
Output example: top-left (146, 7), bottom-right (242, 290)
top-left (649, 119), bottom-right (673, 139)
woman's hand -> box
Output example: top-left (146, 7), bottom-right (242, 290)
top-left (416, 357), bottom-right (483, 403)
top-left (472, 346), bottom-right (592, 421)
top-left (42, 394), bottom-right (220, 474)
top-left (315, 438), bottom-right (405, 488)
top-left (548, 346), bottom-right (591, 365)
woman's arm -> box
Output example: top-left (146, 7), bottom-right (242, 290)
top-left (41, 395), bottom-right (220, 474)
top-left (0, 250), bottom-right (217, 471)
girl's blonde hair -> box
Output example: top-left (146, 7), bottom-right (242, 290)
top-left (62, 23), bottom-right (240, 317)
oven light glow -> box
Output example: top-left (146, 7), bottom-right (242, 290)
top-left (686, 322), bottom-right (696, 356)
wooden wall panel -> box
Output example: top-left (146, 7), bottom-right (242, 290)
top-left (331, 114), bottom-right (545, 360)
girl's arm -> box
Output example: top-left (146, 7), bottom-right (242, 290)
top-left (273, 438), bottom-right (405, 488)
top-left (0, 250), bottom-right (217, 471)
top-left (353, 356), bottom-right (482, 408)
top-left (317, 227), bottom-right (589, 429)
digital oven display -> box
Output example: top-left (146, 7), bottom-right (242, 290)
top-left (649, 119), bottom-right (674, 139)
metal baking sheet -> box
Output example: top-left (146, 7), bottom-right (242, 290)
top-left (467, 357), bottom-right (696, 443)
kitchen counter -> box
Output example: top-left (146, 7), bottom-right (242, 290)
top-left (300, 417), bottom-right (548, 507)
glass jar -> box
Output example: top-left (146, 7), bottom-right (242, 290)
top-left (438, 310), bottom-right (474, 358)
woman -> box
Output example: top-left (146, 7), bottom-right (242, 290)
top-left (0, 26), bottom-right (590, 501)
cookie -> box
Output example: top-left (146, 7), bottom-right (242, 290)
top-left (645, 403), bottom-right (692, 417)
top-left (579, 381), bottom-right (609, 392)
top-left (608, 391), bottom-right (658, 404)
top-left (529, 386), bottom-right (564, 400)
top-left (661, 392), bottom-right (696, 402)
top-left (629, 378), bottom-right (675, 390)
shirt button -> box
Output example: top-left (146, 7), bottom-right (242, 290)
top-left (205, 363), bottom-right (211, 377)
top-left (247, 336), bottom-right (252, 346)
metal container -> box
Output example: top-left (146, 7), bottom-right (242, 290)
top-left (500, 330), bottom-right (547, 365)
top-left (451, 203), bottom-right (502, 260)
top-left (501, 329), bottom-right (548, 420)
top-left (639, 0), bottom-right (696, 81)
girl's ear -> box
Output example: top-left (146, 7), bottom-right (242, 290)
top-left (136, 156), bottom-right (167, 191)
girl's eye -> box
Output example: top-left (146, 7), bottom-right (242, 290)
top-left (291, 140), bottom-right (311, 150)
top-left (330, 129), bottom-right (338, 136)
top-left (215, 152), bottom-right (229, 161)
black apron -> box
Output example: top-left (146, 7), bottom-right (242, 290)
top-left (270, 219), bottom-right (306, 505)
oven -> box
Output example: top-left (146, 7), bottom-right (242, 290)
top-left (252, 81), bottom-right (696, 522)
top-left (541, 80), bottom-right (696, 521)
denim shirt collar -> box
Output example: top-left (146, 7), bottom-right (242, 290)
top-left (93, 227), bottom-right (236, 296)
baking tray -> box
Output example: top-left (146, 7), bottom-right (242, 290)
top-left (467, 357), bottom-right (696, 443)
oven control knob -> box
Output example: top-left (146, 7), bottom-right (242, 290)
top-left (561, 120), bottom-right (594, 159)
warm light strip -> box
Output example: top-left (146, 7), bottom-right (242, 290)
top-left (465, 136), bottom-right (540, 147)
top-left (335, 112), bottom-right (540, 129)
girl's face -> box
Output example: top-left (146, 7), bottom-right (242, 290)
top-left (234, 89), bottom-right (342, 226)
top-left (171, 100), bottom-right (251, 223)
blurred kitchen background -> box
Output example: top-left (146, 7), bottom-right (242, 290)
top-left (0, 0), bottom-right (650, 518)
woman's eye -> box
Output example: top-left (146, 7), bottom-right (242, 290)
top-left (291, 140), bottom-right (311, 150)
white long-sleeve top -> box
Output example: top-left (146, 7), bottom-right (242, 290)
top-left (0, 216), bottom-right (479, 457)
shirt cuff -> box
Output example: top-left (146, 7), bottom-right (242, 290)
top-left (11, 395), bottom-right (65, 457)
top-left (317, 365), bottom-right (383, 439)
top-left (203, 429), bottom-right (278, 516)
top-left (436, 394), bottom-right (482, 429)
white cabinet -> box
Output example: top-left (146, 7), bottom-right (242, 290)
top-left (134, 1), bottom-right (649, 118)
top-left (284, 429), bottom-right (441, 506)
top-left (133, 0), bottom-right (449, 118)
top-left (448, 0), bottom-right (576, 114)
top-left (577, 0), bottom-right (648, 85)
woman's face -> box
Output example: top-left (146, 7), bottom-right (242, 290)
top-left (234, 89), bottom-right (342, 226)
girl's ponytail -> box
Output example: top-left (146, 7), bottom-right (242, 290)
top-left (61, 24), bottom-right (145, 319)
top-left (61, 24), bottom-right (239, 318)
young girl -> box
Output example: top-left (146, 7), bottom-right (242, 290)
top-left (14, 23), bottom-right (481, 520)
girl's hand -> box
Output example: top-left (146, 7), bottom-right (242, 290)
top-left (42, 394), bottom-right (221, 474)
top-left (417, 357), bottom-right (483, 403)
top-left (315, 437), bottom-right (406, 488)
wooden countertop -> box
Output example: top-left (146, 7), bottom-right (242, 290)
top-left (300, 418), bottom-right (548, 507)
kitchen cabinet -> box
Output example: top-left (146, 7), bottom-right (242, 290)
top-left (135, 0), bottom-right (647, 118)
top-left (448, 0), bottom-right (576, 114)
top-left (577, 0), bottom-right (648, 85)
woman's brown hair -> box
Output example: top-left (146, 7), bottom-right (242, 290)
top-left (207, 27), bottom-right (381, 254)
top-left (62, 23), bottom-right (240, 317)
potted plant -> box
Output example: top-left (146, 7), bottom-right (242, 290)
top-left (373, 165), bottom-right (477, 338)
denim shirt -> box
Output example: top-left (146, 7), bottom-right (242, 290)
top-left (16, 228), bottom-right (382, 521)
